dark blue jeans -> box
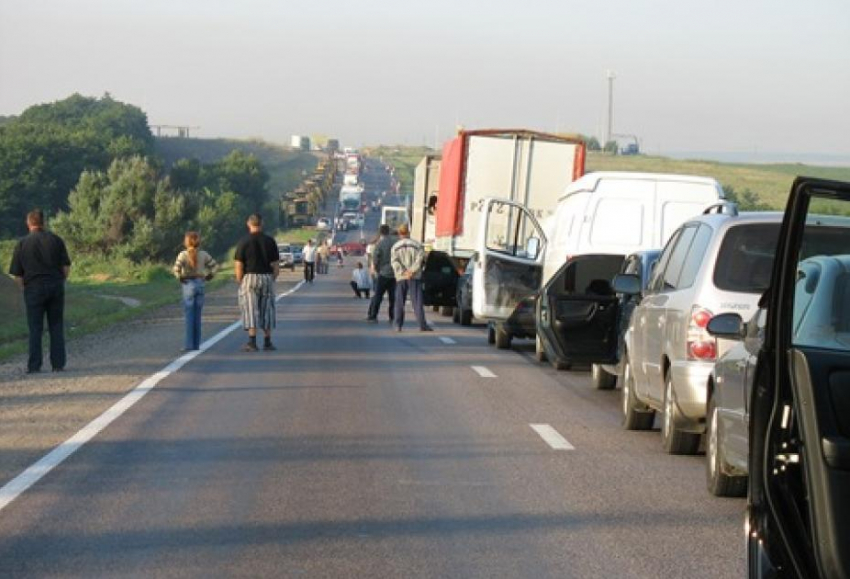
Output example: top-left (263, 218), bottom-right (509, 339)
top-left (182, 279), bottom-right (205, 350)
top-left (24, 280), bottom-right (66, 371)
top-left (368, 275), bottom-right (396, 321)
top-left (394, 278), bottom-right (428, 330)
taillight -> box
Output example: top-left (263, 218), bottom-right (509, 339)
top-left (687, 307), bottom-right (716, 360)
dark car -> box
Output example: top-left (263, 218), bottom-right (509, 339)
top-left (725, 177), bottom-right (850, 579)
top-left (592, 250), bottom-right (661, 390)
top-left (421, 251), bottom-right (464, 309)
top-left (453, 254), bottom-right (476, 326)
top-left (489, 295), bottom-right (537, 350)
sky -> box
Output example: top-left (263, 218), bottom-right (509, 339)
top-left (1, 0), bottom-right (849, 158)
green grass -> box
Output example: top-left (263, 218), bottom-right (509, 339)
top-left (365, 145), bottom-right (436, 195)
top-left (275, 226), bottom-right (331, 245)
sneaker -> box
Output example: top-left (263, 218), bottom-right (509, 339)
top-left (263, 342), bottom-right (277, 351)
top-left (420, 326), bottom-right (434, 332)
top-left (366, 318), bottom-right (378, 323)
top-left (242, 342), bottom-right (259, 352)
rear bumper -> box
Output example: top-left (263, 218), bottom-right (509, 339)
top-left (670, 360), bottom-right (713, 426)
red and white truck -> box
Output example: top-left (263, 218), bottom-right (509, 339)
top-left (420, 129), bottom-right (586, 308)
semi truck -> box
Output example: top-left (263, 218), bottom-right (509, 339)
top-left (419, 129), bottom-right (586, 309)
top-left (339, 184), bottom-right (363, 212)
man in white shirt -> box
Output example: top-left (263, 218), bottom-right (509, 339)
top-left (350, 262), bottom-right (372, 298)
top-left (302, 239), bottom-right (317, 283)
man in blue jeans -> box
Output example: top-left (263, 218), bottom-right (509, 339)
top-left (8, 209), bottom-right (72, 373)
top-left (391, 224), bottom-right (432, 333)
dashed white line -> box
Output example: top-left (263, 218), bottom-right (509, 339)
top-left (471, 365), bottom-right (497, 378)
top-left (0, 280), bottom-right (305, 514)
top-left (530, 423), bottom-right (575, 450)
top-left (439, 337), bottom-right (457, 345)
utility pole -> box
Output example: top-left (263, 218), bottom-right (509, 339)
top-left (606, 70), bottom-right (615, 146)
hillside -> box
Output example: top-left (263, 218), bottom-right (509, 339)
top-left (155, 137), bottom-right (319, 194)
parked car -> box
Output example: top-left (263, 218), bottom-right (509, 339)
top-left (454, 254), bottom-right (476, 326)
top-left (317, 217), bottom-right (331, 231)
top-left (615, 206), bottom-right (782, 454)
top-left (291, 244), bottom-right (304, 265)
top-left (277, 243), bottom-right (295, 271)
top-left (591, 250), bottom-right (662, 390)
top-left (490, 295), bottom-right (537, 350)
top-left (739, 178), bottom-right (850, 579)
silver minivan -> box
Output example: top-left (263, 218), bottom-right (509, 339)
top-left (615, 205), bottom-right (782, 454)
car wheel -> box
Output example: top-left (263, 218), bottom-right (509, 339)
top-left (487, 323), bottom-right (496, 345)
top-left (706, 392), bottom-right (748, 497)
top-left (661, 372), bottom-right (701, 455)
top-left (534, 334), bottom-right (547, 362)
top-left (460, 307), bottom-right (472, 326)
top-left (591, 364), bottom-right (617, 390)
top-left (621, 353), bottom-right (654, 430)
top-left (495, 325), bottom-right (512, 350)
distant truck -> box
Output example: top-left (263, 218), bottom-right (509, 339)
top-left (411, 155), bottom-right (441, 248)
top-left (381, 206), bottom-right (409, 232)
top-left (339, 185), bottom-right (363, 212)
top-left (343, 173), bottom-right (359, 187)
top-left (419, 129), bottom-right (586, 308)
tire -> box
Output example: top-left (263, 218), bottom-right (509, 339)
top-left (495, 325), bottom-right (512, 350)
top-left (452, 307), bottom-right (461, 324)
top-left (534, 335), bottom-right (547, 362)
top-left (621, 353), bottom-right (655, 431)
top-left (661, 372), bottom-right (702, 455)
top-left (706, 393), bottom-right (748, 497)
top-left (441, 306), bottom-right (454, 317)
top-left (459, 307), bottom-right (472, 326)
top-left (591, 364), bottom-right (617, 390)
top-left (487, 323), bottom-right (496, 345)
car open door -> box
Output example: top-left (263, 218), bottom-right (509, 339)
top-left (537, 254), bottom-right (625, 367)
top-left (749, 177), bottom-right (850, 579)
top-left (472, 198), bottom-right (546, 321)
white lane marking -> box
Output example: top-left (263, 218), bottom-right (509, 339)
top-left (530, 423), bottom-right (575, 450)
top-left (0, 280), bottom-right (305, 514)
top-left (439, 337), bottom-right (457, 345)
top-left (471, 365), bottom-right (497, 378)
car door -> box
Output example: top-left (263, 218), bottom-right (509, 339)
top-left (749, 177), bottom-right (850, 579)
top-left (537, 254), bottom-right (625, 364)
top-left (472, 198), bottom-right (546, 322)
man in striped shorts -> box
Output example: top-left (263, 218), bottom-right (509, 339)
top-left (234, 214), bottom-right (280, 352)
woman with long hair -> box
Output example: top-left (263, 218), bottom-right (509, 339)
top-left (173, 231), bottom-right (219, 351)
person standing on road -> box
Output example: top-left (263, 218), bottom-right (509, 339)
top-left (391, 224), bottom-right (432, 333)
top-left (337, 248), bottom-right (344, 268)
top-left (350, 262), bottom-right (372, 299)
top-left (8, 209), bottom-right (72, 373)
top-left (234, 214), bottom-right (280, 352)
top-left (366, 225), bottom-right (396, 323)
top-left (317, 240), bottom-right (330, 274)
top-left (303, 239), bottom-right (316, 283)
top-left (173, 231), bottom-right (219, 351)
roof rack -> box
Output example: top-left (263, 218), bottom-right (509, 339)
top-left (702, 202), bottom-right (739, 216)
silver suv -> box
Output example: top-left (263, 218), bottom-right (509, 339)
top-left (614, 205), bottom-right (783, 454)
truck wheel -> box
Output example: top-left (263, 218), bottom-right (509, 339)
top-left (591, 364), bottom-right (617, 390)
top-left (452, 307), bottom-right (461, 324)
top-left (535, 335), bottom-right (547, 362)
top-left (441, 306), bottom-right (454, 317)
top-left (495, 325), bottom-right (512, 350)
top-left (459, 307), bottom-right (473, 326)
top-left (621, 353), bottom-right (655, 431)
top-left (706, 393), bottom-right (748, 497)
top-left (661, 373), bottom-right (701, 455)
top-left (487, 323), bottom-right (496, 345)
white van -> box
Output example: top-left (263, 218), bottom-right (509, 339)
top-left (472, 172), bottom-right (724, 354)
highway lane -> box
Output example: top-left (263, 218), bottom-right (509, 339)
top-left (0, 268), bottom-right (745, 578)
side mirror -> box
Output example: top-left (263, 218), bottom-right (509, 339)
top-left (707, 313), bottom-right (745, 340)
top-left (526, 237), bottom-right (541, 260)
top-left (613, 273), bottom-right (641, 296)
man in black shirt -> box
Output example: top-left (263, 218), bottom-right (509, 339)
top-left (234, 213), bottom-right (280, 352)
top-left (9, 209), bottom-right (72, 373)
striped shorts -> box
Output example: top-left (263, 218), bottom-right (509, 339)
top-left (238, 273), bottom-right (276, 330)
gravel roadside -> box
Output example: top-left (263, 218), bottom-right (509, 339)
top-left (0, 272), bottom-right (300, 487)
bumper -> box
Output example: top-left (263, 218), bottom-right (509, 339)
top-left (670, 360), bottom-right (713, 424)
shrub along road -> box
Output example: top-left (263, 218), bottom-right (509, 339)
top-left (0, 267), bottom-right (744, 577)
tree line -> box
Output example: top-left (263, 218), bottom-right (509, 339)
top-left (0, 94), bottom-right (271, 261)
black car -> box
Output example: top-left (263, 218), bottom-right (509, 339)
top-left (723, 177), bottom-right (850, 579)
top-left (489, 295), bottom-right (537, 350)
top-left (421, 251), bottom-right (465, 309)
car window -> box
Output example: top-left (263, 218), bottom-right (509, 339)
top-left (677, 224), bottom-right (713, 289)
top-left (648, 229), bottom-right (681, 293)
top-left (661, 225), bottom-right (697, 291)
top-left (559, 255), bottom-right (625, 296)
top-left (485, 201), bottom-right (542, 257)
top-left (713, 223), bottom-right (780, 293)
top-left (623, 256), bottom-right (640, 275)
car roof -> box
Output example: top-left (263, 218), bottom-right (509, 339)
top-left (566, 171), bottom-right (722, 193)
top-left (686, 210), bottom-right (785, 230)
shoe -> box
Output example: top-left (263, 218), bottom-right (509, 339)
top-left (396, 326), bottom-right (402, 332)
top-left (263, 342), bottom-right (276, 351)
top-left (52, 367), bottom-right (65, 372)
top-left (26, 368), bottom-right (40, 374)
top-left (242, 342), bottom-right (259, 352)
top-left (420, 326), bottom-right (434, 332)
top-left (366, 318), bottom-right (378, 323)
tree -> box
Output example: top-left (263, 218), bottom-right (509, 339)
top-left (603, 140), bottom-right (619, 154)
top-left (723, 185), bottom-right (771, 211)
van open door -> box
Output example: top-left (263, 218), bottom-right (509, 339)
top-left (749, 177), bottom-right (850, 579)
top-left (472, 198), bottom-right (546, 321)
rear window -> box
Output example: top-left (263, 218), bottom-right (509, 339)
top-left (713, 223), bottom-right (780, 293)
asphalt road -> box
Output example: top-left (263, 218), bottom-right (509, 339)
top-left (0, 266), bottom-right (745, 578)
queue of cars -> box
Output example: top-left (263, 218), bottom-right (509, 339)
top-left (456, 177), bottom-right (850, 578)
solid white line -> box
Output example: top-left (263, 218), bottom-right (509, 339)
top-left (530, 423), bottom-right (575, 450)
top-left (471, 365), bottom-right (497, 378)
top-left (439, 337), bottom-right (457, 345)
top-left (0, 279), bottom-right (305, 514)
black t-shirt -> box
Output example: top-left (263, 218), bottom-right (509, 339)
top-left (234, 232), bottom-right (280, 274)
top-left (9, 230), bottom-right (72, 285)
